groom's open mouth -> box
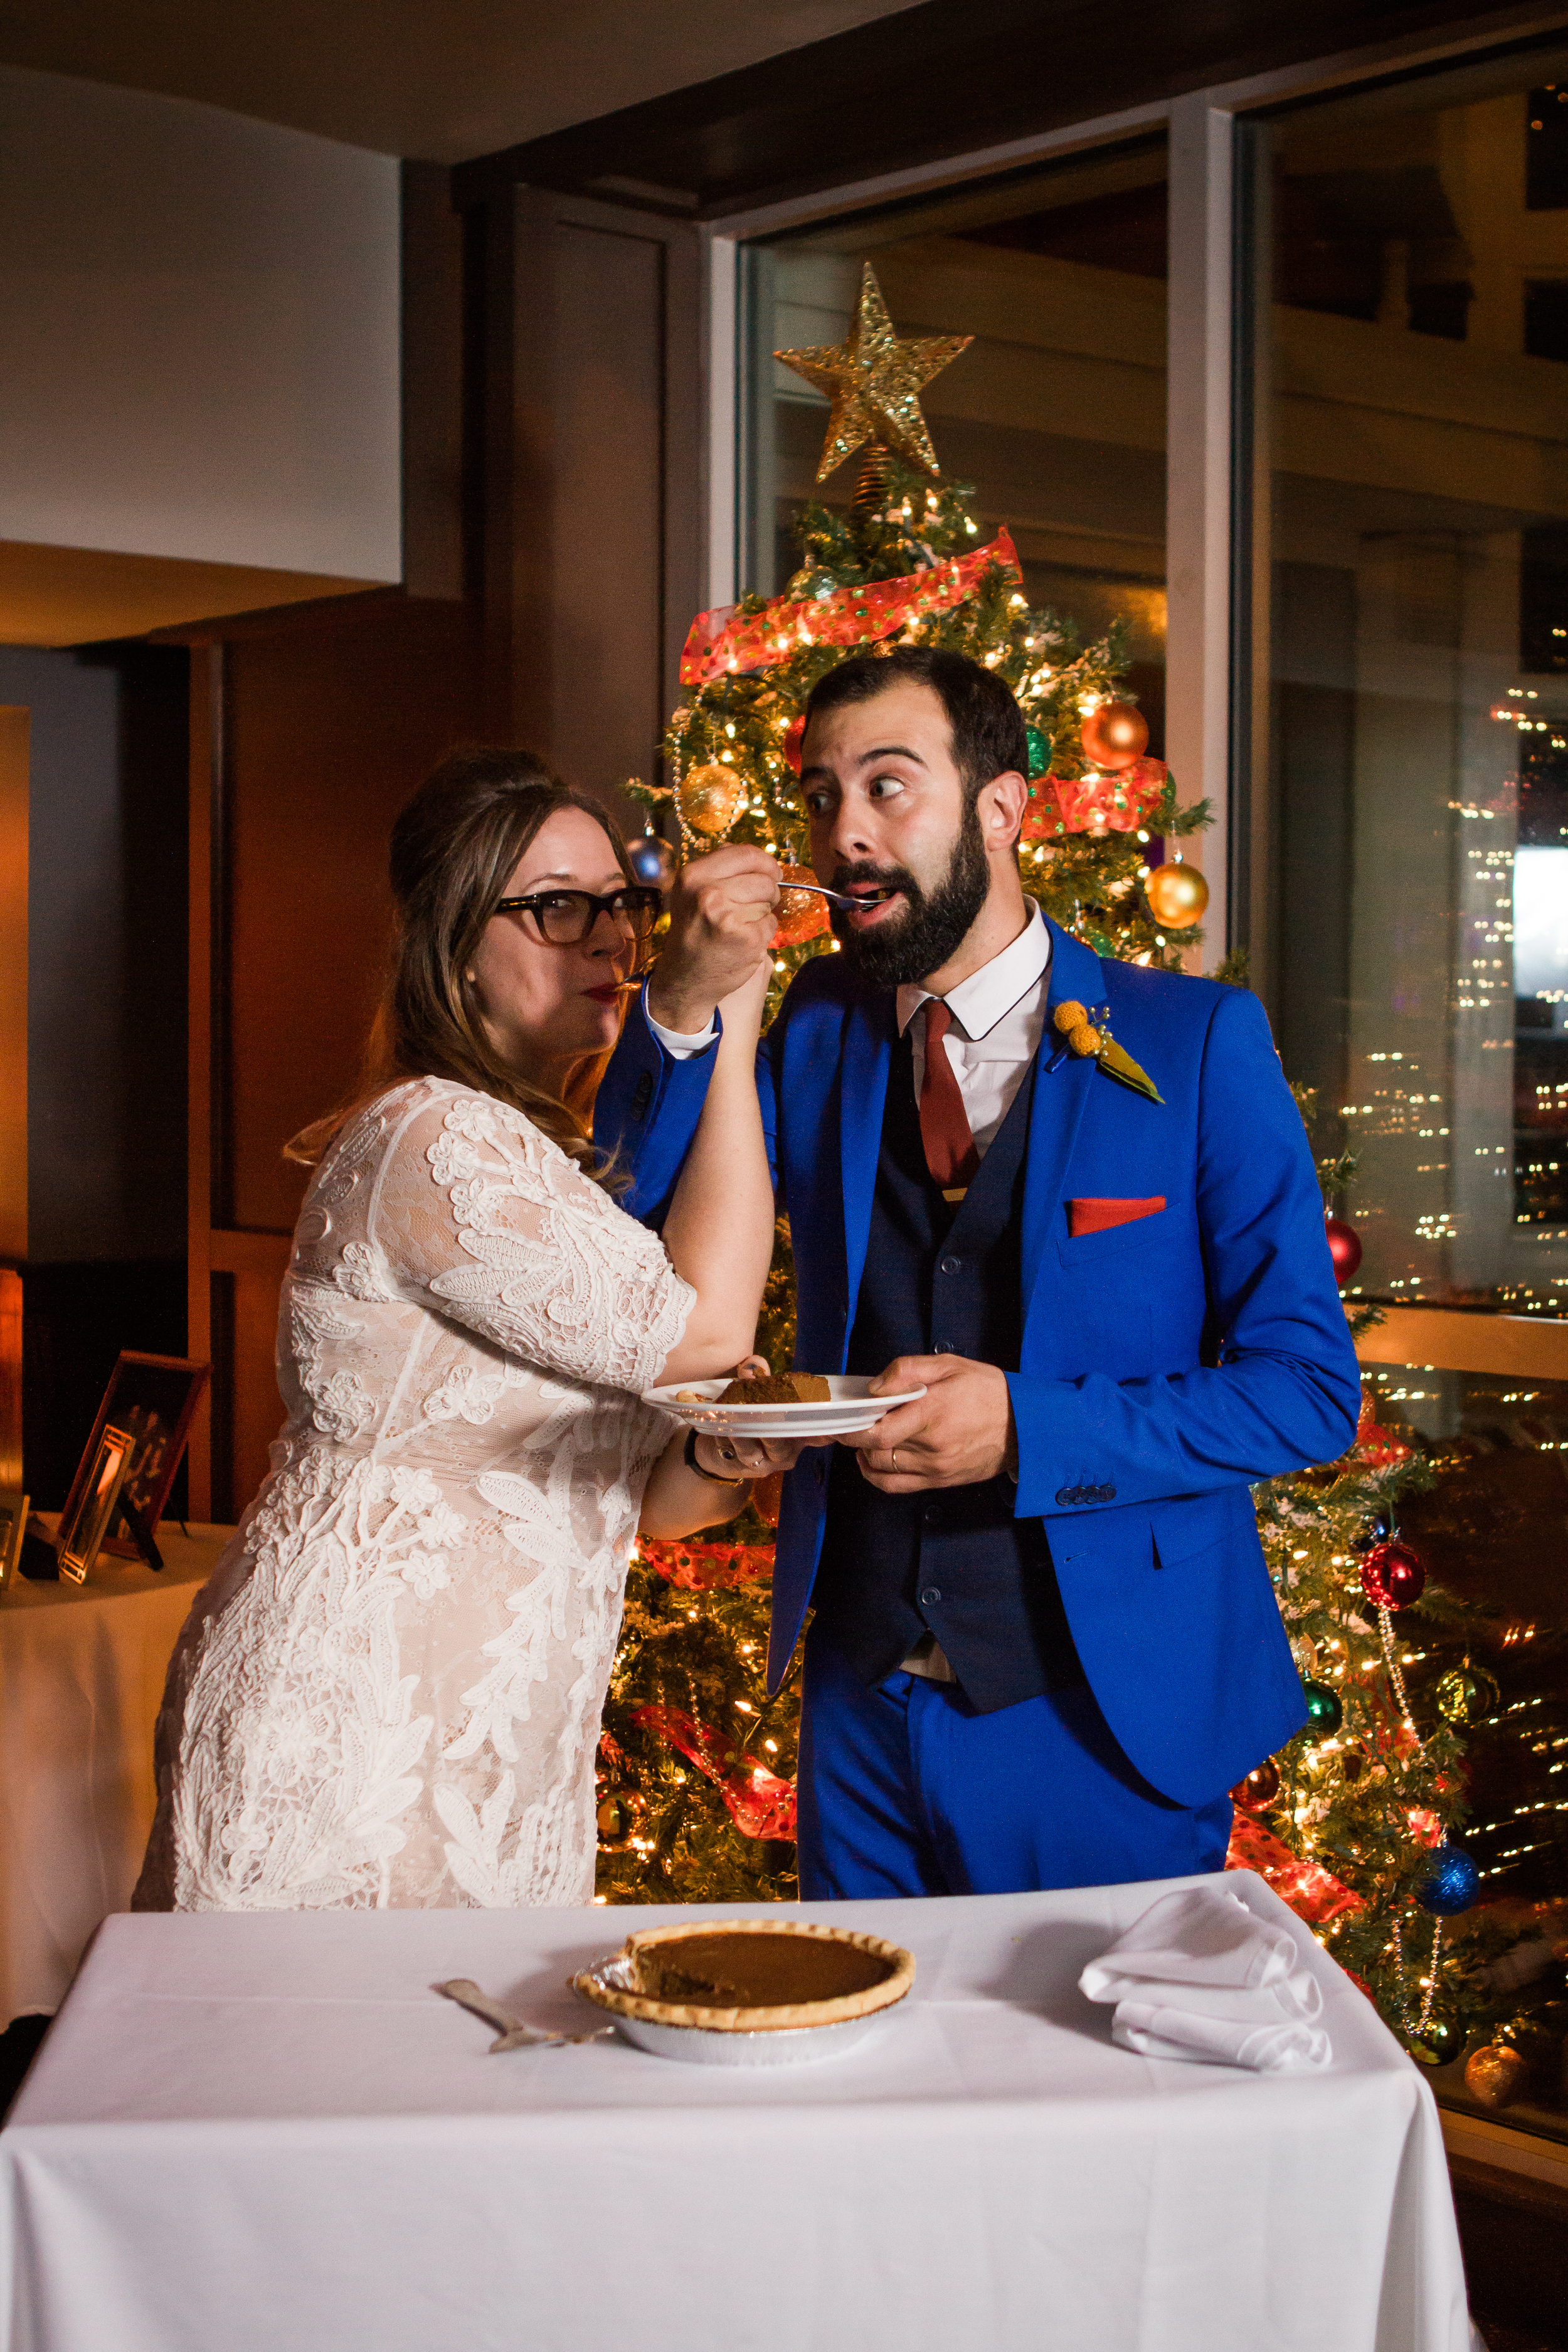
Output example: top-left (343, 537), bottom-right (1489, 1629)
top-left (842, 887), bottom-right (903, 926)
top-left (832, 870), bottom-right (911, 928)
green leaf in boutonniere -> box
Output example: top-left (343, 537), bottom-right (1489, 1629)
top-left (1096, 1034), bottom-right (1163, 1104)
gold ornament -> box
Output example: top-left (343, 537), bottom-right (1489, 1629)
top-left (1079, 700), bottom-right (1149, 771)
top-left (1145, 861), bottom-right (1209, 930)
top-left (773, 866), bottom-right (832, 947)
top-left (1434, 1665), bottom-right (1501, 1727)
top-left (677, 762), bottom-right (743, 840)
top-left (774, 263), bottom-right (972, 484)
top-left (1463, 2043), bottom-right (1527, 2109)
top-left (596, 1787), bottom-right (645, 1851)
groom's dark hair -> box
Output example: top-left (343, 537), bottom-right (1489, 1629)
top-left (802, 644), bottom-right (1029, 810)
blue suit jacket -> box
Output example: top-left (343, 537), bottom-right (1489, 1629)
top-left (594, 917), bottom-right (1361, 1806)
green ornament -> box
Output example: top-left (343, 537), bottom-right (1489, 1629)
top-left (1406, 2010), bottom-right (1463, 2067)
top-left (1301, 1678), bottom-right (1343, 1737)
top-left (1025, 724), bottom-right (1051, 780)
top-left (1434, 1665), bottom-right (1500, 1728)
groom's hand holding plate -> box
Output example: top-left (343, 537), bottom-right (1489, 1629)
top-left (845, 1354), bottom-right (1015, 1491)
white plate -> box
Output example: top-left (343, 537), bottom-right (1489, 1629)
top-left (641, 1372), bottom-right (925, 1438)
top-left (573, 1956), bottom-right (903, 2067)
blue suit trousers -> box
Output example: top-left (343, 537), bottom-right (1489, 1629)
top-left (797, 1631), bottom-right (1234, 1900)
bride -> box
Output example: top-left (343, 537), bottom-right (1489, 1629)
top-left (135, 748), bottom-right (778, 1913)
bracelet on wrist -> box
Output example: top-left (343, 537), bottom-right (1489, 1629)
top-left (684, 1426), bottom-right (748, 1487)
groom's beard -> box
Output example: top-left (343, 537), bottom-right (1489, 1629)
top-left (829, 800), bottom-right (990, 989)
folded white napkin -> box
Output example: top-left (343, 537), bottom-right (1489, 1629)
top-left (1079, 1884), bottom-right (1332, 2074)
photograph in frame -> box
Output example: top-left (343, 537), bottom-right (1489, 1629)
top-left (0, 1486), bottom-right (27, 1589)
top-left (55, 1352), bottom-right (211, 1565)
top-left (56, 1426), bottom-right (135, 1585)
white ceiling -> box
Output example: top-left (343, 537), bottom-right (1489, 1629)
top-left (0, 0), bottom-right (923, 162)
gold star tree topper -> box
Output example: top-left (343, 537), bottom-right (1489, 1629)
top-left (775, 263), bottom-right (972, 483)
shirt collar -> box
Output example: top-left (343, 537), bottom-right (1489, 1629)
top-left (896, 901), bottom-right (1052, 1042)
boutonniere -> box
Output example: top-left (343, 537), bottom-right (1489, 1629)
top-left (1051, 1002), bottom-right (1163, 1104)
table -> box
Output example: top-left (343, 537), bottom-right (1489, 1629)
top-left (0, 1525), bottom-right (226, 2020)
top-left (0, 1872), bottom-right (1477, 2352)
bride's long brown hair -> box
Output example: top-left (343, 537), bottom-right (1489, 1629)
top-left (287, 746), bottom-right (636, 1174)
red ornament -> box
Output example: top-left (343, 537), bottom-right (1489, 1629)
top-left (1229, 1757), bottom-right (1280, 1811)
top-left (1360, 1540), bottom-right (1425, 1610)
top-left (1079, 699), bottom-right (1149, 771)
top-left (782, 714), bottom-right (805, 775)
top-left (1325, 1214), bottom-right (1362, 1281)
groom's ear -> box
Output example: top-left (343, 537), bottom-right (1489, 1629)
top-left (979, 768), bottom-right (1029, 856)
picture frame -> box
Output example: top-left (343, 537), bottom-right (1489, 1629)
top-left (0, 1486), bottom-right (27, 1590)
top-left (56, 1425), bottom-right (135, 1584)
top-left (55, 1352), bottom-right (211, 1572)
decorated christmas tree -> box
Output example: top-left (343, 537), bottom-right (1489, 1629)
top-left (593, 267), bottom-right (1562, 2101)
top-left (598, 263), bottom-right (1216, 1907)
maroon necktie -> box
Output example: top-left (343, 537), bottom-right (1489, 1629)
top-left (919, 1000), bottom-right (980, 1199)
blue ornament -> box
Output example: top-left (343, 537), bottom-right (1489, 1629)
top-left (627, 833), bottom-right (677, 891)
top-left (1352, 1508), bottom-right (1394, 1552)
top-left (1416, 1843), bottom-right (1480, 1917)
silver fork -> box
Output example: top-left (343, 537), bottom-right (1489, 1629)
top-left (779, 882), bottom-right (898, 909)
top-left (435, 1977), bottom-right (612, 2052)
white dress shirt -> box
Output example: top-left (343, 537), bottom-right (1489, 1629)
top-left (895, 901), bottom-right (1051, 1155)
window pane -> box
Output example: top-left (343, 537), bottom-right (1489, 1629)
top-left (1366, 1355), bottom-right (1568, 2143)
top-left (742, 141), bottom-right (1168, 753)
top-left (1269, 64), bottom-right (1568, 1315)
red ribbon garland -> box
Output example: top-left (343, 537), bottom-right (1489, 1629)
top-left (630, 1702), bottom-right (797, 1842)
top-left (1224, 1809), bottom-right (1365, 1925)
top-left (679, 527), bottom-right (1023, 686)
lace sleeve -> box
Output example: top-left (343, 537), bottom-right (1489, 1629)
top-left (369, 1083), bottom-right (694, 1395)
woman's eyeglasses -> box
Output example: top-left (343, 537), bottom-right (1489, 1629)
top-left (494, 886), bottom-right (663, 946)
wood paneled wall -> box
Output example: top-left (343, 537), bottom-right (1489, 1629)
top-left (184, 177), bottom-right (703, 1519)
top-left (186, 595), bottom-right (483, 1518)
top-left (480, 189), bottom-right (702, 786)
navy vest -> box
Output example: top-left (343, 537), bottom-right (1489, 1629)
top-left (809, 1023), bottom-right (1082, 1713)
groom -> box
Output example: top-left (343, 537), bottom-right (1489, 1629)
top-left (595, 647), bottom-right (1360, 1899)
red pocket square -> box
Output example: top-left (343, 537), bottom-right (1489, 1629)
top-left (1068, 1195), bottom-right (1166, 1237)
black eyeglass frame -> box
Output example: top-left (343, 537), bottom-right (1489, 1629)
top-left (492, 885), bottom-right (664, 945)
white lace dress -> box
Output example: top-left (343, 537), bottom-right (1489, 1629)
top-left (134, 1077), bottom-right (693, 1913)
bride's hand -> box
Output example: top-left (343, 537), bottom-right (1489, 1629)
top-left (718, 949), bottom-right (773, 1034)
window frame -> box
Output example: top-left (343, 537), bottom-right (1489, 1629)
top-left (705, 6), bottom-right (1568, 1382)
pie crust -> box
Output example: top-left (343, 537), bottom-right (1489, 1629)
top-left (571, 1918), bottom-right (916, 2033)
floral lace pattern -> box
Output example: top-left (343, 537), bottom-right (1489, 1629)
top-left (135, 1079), bottom-right (693, 1914)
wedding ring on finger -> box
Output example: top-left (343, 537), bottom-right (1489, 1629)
top-left (890, 1448), bottom-right (900, 1473)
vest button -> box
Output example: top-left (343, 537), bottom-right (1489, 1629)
top-left (939, 1254), bottom-right (961, 1275)
top-left (920, 1587), bottom-right (941, 1607)
top-left (923, 1504), bottom-right (940, 1525)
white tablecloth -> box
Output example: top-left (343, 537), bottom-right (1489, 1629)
top-left (0, 1528), bottom-right (225, 2018)
top-left (0, 1871), bottom-right (1475, 2352)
